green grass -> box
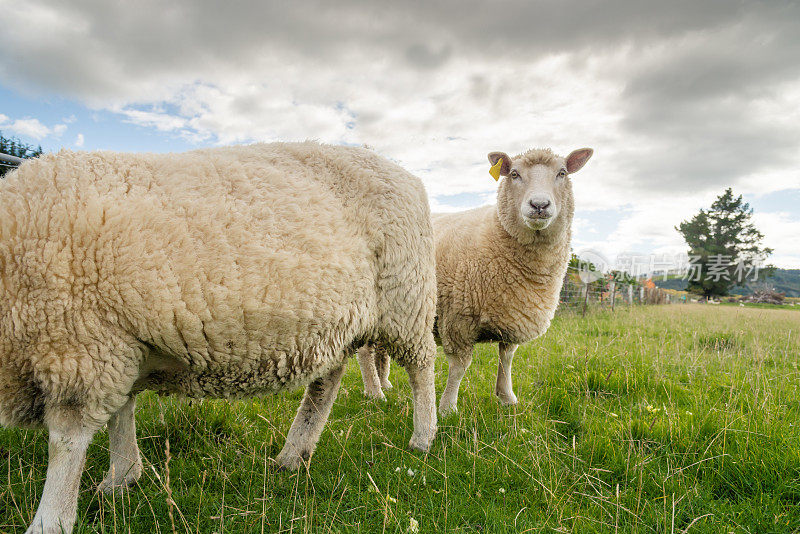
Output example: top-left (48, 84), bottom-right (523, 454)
top-left (2, 305), bottom-right (799, 533)
top-left (721, 301), bottom-right (800, 311)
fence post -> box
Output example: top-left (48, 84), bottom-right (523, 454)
top-left (582, 283), bottom-right (589, 317)
top-left (639, 286), bottom-right (644, 304)
top-left (610, 282), bottom-right (616, 311)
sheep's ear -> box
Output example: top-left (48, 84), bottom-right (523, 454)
top-left (487, 152), bottom-right (511, 179)
top-left (565, 148), bottom-right (593, 173)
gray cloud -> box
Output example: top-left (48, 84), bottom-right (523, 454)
top-left (2, 0), bottom-right (799, 208)
top-left (2, 1), bottom-right (783, 98)
top-left (405, 43), bottom-right (452, 69)
top-left (613, 2), bottom-right (800, 193)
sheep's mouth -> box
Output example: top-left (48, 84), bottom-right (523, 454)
top-left (522, 208), bottom-right (553, 229)
top-left (523, 215), bottom-right (552, 230)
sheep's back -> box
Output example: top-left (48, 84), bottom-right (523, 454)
top-left (0, 143), bottom-right (403, 393)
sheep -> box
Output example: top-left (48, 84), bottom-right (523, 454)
top-left (358, 147), bottom-right (592, 414)
top-left (0, 141), bottom-right (438, 534)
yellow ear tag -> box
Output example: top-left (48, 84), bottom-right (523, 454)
top-left (489, 158), bottom-right (503, 181)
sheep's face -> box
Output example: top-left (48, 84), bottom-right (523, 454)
top-left (490, 148), bottom-right (592, 242)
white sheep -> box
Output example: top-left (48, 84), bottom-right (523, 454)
top-left (0, 141), bottom-right (438, 534)
top-left (359, 147), bottom-right (592, 414)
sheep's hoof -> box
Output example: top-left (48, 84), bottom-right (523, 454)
top-left (274, 449), bottom-right (310, 471)
top-left (380, 379), bottom-right (393, 390)
top-left (437, 401), bottom-right (458, 417)
top-left (98, 464), bottom-right (142, 495)
top-left (408, 434), bottom-right (433, 453)
top-left (496, 392), bottom-right (518, 406)
top-left (24, 521), bottom-right (66, 534)
top-left (363, 388), bottom-right (387, 401)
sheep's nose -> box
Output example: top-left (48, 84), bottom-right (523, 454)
top-left (529, 199), bottom-right (551, 213)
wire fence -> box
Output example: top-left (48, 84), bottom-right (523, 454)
top-left (558, 266), bottom-right (678, 315)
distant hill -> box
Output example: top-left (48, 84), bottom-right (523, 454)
top-left (653, 268), bottom-right (800, 297)
top-left (742, 268), bottom-right (800, 298)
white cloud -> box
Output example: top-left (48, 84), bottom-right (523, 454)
top-left (753, 212), bottom-right (800, 268)
top-left (74, 133), bottom-right (84, 147)
top-left (1, 115), bottom-right (70, 141)
top-left (572, 217), bottom-right (599, 236)
top-left (119, 108), bottom-right (188, 133)
top-left (5, 118), bottom-right (52, 140)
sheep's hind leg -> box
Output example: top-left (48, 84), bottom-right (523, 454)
top-left (276, 362), bottom-right (346, 470)
top-left (357, 345), bottom-right (385, 400)
top-left (375, 344), bottom-right (393, 390)
top-left (98, 395), bottom-right (142, 493)
top-left (26, 410), bottom-right (95, 534)
top-left (405, 356), bottom-right (437, 452)
top-left (438, 346), bottom-right (473, 416)
top-left (495, 343), bottom-right (519, 406)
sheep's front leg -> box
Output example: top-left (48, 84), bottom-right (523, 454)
top-left (357, 345), bottom-right (385, 400)
top-left (98, 395), bottom-right (142, 493)
top-left (26, 414), bottom-right (94, 534)
top-left (374, 345), bottom-right (393, 390)
top-left (495, 342), bottom-right (519, 405)
top-left (405, 359), bottom-right (437, 452)
top-left (438, 346), bottom-right (473, 416)
top-left (276, 363), bottom-right (346, 470)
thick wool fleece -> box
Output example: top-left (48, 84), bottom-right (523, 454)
top-left (0, 141), bottom-right (437, 429)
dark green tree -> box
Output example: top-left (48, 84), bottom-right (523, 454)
top-left (676, 188), bottom-right (772, 297)
top-left (0, 131), bottom-right (42, 178)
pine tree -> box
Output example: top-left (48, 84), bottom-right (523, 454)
top-left (0, 131), bottom-right (43, 178)
top-left (676, 188), bottom-right (772, 297)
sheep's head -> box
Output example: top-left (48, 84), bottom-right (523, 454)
top-left (489, 147), bottom-right (592, 243)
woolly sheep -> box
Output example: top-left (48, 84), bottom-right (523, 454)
top-left (359, 147), bottom-right (592, 414)
top-left (0, 142), bottom-right (438, 534)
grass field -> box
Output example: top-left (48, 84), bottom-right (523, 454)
top-left (721, 302), bottom-right (800, 312)
top-left (2, 305), bottom-right (799, 533)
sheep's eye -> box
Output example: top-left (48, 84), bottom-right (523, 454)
top-left (510, 170), bottom-right (519, 178)
top-left (558, 169), bottom-right (567, 177)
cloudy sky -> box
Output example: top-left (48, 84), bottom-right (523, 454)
top-left (1, 0), bottom-right (799, 267)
